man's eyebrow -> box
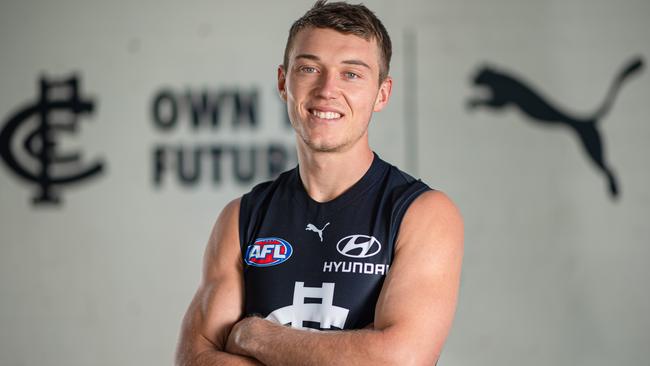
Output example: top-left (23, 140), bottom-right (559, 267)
top-left (294, 54), bottom-right (371, 70)
top-left (295, 54), bottom-right (320, 61)
top-left (341, 60), bottom-right (371, 70)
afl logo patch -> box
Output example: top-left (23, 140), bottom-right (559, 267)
top-left (245, 237), bottom-right (293, 267)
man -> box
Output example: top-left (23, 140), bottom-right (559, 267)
top-left (175, 1), bottom-right (463, 365)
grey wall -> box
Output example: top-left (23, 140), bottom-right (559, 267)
top-left (1, 1), bottom-right (648, 365)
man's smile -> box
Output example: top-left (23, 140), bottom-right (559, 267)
top-left (308, 108), bottom-right (344, 121)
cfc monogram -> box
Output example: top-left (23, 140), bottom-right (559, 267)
top-left (0, 75), bottom-right (104, 205)
top-left (265, 282), bottom-right (349, 330)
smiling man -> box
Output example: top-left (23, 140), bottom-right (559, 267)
top-left (175, 1), bottom-right (463, 365)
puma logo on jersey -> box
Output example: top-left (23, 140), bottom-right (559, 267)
top-left (305, 222), bottom-right (330, 242)
top-left (244, 237), bottom-right (293, 267)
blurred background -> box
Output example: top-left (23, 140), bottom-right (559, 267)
top-left (1, 0), bottom-right (649, 365)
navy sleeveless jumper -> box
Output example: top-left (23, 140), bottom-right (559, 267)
top-left (239, 153), bottom-right (431, 330)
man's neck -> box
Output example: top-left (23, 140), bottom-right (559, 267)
top-left (296, 142), bottom-right (374, 203)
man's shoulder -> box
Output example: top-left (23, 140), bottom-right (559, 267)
top-left (376, 157), bottom-right (433, 202)
top-left (373, 153), bottom-right (430, 187)
top-left (238, 166), bottom-right (298, 218)
top-left (243, 167), bottom-right (297, 198)
top-left (408, 190), bottom-right (460, 216)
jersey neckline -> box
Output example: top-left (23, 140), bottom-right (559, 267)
top-left (291, 152), bottom-right (389, 213)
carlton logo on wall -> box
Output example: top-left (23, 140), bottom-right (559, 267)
top-left (0, 75), bottom-right (105, 205)
top-left (468, 56), bottom-right (644, 200)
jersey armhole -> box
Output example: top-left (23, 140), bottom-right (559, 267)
top-left (389, 182), bottom-right (433, 258)
top-left (238, 193), bottom-right (252, 254)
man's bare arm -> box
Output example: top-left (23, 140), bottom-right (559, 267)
top-left (226, 190), bottom-right (464, 366)
top-left (175, 198), bottom-right (263, 366)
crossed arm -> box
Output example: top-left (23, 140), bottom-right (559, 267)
top-left (175, 191), bottom-right (463, 366)
top-left (175, 198), bottom-right (261, 366)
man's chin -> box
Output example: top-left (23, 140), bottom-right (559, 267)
top-left (302, 139), bottom-right (346, 153)
top-left (308, 143), bottom-right (344, 153)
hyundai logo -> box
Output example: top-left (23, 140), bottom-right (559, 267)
top-left (336, 235), bottom-right (381, 258)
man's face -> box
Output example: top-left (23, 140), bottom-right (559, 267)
top-left (278, 27), bottom-right (392, 153)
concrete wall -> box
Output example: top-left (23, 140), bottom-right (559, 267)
top-left (1, 1), bottom-right (648, 365)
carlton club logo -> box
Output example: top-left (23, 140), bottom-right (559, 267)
top-left (266, 281), bottom-right (349, 330)
top-left (468, 56), bottom-right (644, 199)
top-left (244, 237), bottom-right (293, 267)
top-left (0, 75), bottom-right (105, 205)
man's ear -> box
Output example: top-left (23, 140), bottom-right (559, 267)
top-left (373, 76), bottom-right (393, 112)
top-left (278, 65), bottom-right (287, 102)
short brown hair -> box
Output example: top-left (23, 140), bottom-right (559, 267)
top-left (283, 0), bottom-right (392, 82)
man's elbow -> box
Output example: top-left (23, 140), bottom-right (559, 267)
top-left (175, 334), bottom-right (221, 366)
top-left (388, 346), bottom-right (440, 366)
top-left (378, 328), bottom-right (441, 366)
top-left (174, 339), bottom-right (197, 366)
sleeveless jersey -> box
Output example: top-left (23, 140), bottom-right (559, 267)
top-left (238, 153), bottom-right (431, 330)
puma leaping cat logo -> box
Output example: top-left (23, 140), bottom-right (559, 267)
top-left (306, 222), bottom-right (330, 242)
top-left (468, 56), bottom-right (644, 199)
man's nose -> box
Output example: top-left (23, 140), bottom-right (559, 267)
top-left (314, 71), bottom-right (339, 99)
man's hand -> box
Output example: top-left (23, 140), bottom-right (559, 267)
top-left (226, 316), bottom-right (266, 358)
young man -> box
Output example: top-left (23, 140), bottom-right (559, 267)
top-left (175, 1), bottom-right (463, 365)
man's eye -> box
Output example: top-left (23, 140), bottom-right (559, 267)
top-left (300, 66), bottom-right (317, 73)
top-left (345, 72), bottom-right (359, 79)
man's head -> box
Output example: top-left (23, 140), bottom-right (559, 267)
top-left (278, 1), bottom-right (393, 154)
top-left (283, 0), bottom-right (392, 82)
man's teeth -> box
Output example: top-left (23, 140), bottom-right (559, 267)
top-left (312, 110), bottom-right (341, 119)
